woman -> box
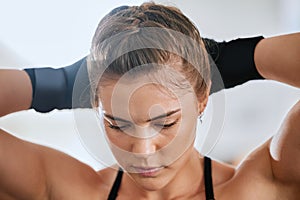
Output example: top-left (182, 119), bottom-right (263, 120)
top-left (0, 2), bottom-right (299, 200)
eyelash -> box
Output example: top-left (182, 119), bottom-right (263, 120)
top-left (107, 121), bottom-right (178, 131)
top-left (108, 124), bottom-right (129, 130)
top-left (154, 121), bottom-right (177, 129)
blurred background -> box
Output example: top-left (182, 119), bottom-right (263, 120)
top-left (0, 0), bottom-right (300, 170)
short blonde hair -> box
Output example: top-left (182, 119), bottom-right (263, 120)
top-left (89, 2), bottom-right (210, 105)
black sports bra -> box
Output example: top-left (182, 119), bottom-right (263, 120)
top-left (107, 156), bottom-right (215, 200)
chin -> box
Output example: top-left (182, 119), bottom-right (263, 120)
top-left (130, 172), bottom-right (170, 191)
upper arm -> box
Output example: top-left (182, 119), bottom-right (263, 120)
top-left (269, 100), bottom-right (300, 184)
top-left (0, 129), bottom-right (48, 199)
top-left (0, 69), bottom-right (32, 117)
top-left (254, 32), bottom-right (300, 88)
top-left (0, 128), bottom-right (102, 199)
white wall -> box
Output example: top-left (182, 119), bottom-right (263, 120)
top-left (0, 0), bottom-right (300, 169)
top-left (1, 0), bottom-right (299, 67)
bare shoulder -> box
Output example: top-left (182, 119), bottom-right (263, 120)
top-left (97, 165), bottom-right (119, 184)
top-left (236, 140), bottom-right (273, 178)
top-left (210, 158), bottom-right (235, 186)
top-left (215, 101), bottom-right (300, 199)
top-left (41, 148), bottom-right (120, 199)
top-left (212, 141), bottom-right (276, 199)
top-left (36, 142), bottom-right (106, 199)
top-left (96, 165), bottom-right (120, 197)
top-left (0, 128), bottom-right (106, 199)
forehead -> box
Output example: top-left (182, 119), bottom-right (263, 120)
top-left (97, 73), bottom-right (198, 123)
top-left (98, 78), bottom-right (180, 115)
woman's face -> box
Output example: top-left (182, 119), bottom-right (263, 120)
top-left (98, 74), bottom-right (200, 190)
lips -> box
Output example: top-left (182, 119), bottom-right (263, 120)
top-left (132, 166), bottom-right (164, 176)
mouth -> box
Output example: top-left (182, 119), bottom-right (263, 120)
top-left (131, 166), bottom-right (164, 177)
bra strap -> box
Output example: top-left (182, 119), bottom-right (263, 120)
top-left (204, 156), bottom-right (215, 200)
top-left (107, 170), bottom-right (123, 200)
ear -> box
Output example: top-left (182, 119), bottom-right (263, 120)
top-left (91, 93), bottom-right (99, 108)
top-left (197, 81), bottom-right (211, 114)
top-left (197, 90), bottom-right (209, 114)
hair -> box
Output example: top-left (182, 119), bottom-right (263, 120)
top-left (88, 2), bottom-right (211, 106)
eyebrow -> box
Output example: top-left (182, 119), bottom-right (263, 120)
top-left (103, 109), bottom-right (181, 123)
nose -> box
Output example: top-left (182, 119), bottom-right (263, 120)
top-left (131, 138), bottom-right (156, 154)
top-left (130, 126), bottom-right (157, 154)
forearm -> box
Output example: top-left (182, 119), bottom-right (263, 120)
top-left (24, 57), bottom-right (89, 113)
top-left (205, 36), bottom-right (264, 93)
top-left (0, 69), bottom-right (32, 117)
top-left (254, 32), bottom-right (300, 88)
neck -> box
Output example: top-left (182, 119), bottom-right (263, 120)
top-left (122, 148), bottom-right (205, 199)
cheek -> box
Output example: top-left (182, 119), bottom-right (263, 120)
top-left (155, 119), bottom-right (190, 148)
top-left (157, 116), bottom-right (198, 162)
top-left (104, 126), bottom-right (131, 150)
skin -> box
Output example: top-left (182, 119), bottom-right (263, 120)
top-left (0, 71), bottom-right (300, 199)
top-left (98, 75), bottom-right (202, 193)
top-left (255, 32), bottom-right (300, 88)
top-left (0, 69), bottom-right (32, 117)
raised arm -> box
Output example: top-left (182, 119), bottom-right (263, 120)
top-left (0, 69), bottom-right (32, 117)
top-left (254, 32), bottom-right (300, 87)
top-left (4, 33), bottom-right (298, 115)
top-left (0, 128), bottom-right (48, 199)
top-left (0, 128), bottom-right (102, 199)
top-left (22, 37), bottom-right (264, 113)
top-left (269, 100), bottom-right (300, 185)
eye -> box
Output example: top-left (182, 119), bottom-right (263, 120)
top-left (154, 120), bottom-right (178, 129)
top-left (108, 123), bottom-right (130, 131)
